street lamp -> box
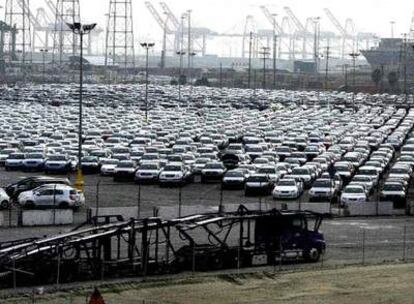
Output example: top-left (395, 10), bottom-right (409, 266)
top-left (140, 42), bottom-right (155, 122)
top-left (67, 22), bottom-right (97, 192)
top-left (349, 52), bottom-right (360, 113)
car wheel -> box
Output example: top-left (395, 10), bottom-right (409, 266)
top-left (59, 202), bottom-right (69, 209)
top-left (0, 200), bottom-right (9, 209)
top-left (25, 201), bottom-right (35, 209)
top-left (304, 248), bottom-right (321, 263)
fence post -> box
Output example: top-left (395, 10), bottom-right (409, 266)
top-left (178, 186), bottom-right (182, 217)
top-left (137, 183), bottom-right (141, 219)
top-left (362, 228), bottom-right (366, 265)
top-left (403, 225), bottom-right (407, 262)
top-left (219, 186), bottom-right (223, 214)
top-left (192, 241), bottom-right (196, 274)
top-left (95, 181), bottom-right (100, 218)
top-left (56, 245), bottom-right (61, 290)
top-left (53, 184), bottom-right (57, 225)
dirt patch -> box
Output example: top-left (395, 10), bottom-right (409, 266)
top-left (4, 264), bottom-right (414, 304)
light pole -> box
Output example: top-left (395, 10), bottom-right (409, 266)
top-left (67, 22), bottom-right (97, 192)
top-left (40, 49), bottom-right (48, 83)
top-left (140, 42), bottom-right (155, 122)
top-left (349, 52), bottom-right (360, 113)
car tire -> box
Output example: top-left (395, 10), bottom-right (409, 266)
top-left (59, 202), bottom-right (69, 209)
top-left (25, 201), bottom-right (35, 209)
top-left (304, 248), bottom-right (321, 263)
top-left (0, 200), bottom-right (9, 209)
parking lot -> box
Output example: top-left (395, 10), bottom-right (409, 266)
top-left (0, 85), bottom-right (413, 217)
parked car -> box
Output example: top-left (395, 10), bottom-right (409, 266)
top-left (201, 162), bottom-right (227, 183)
top-left (22, 153), bottom-right (46, 172)
top-left (340, 185), bottom-right (368, 205)
top-left (0, 188), bottom-right (11, 209)
top-left (135, 162), bottom-right (162, 184)
top-left (5, 153), bottom-right (25, 171)
top-left (221, 169), bottom-right (249, 190)
top-left (113, 160), bottom-right (137, 181)
top-left (309, 179), bottom-right (338, 202)
top-left (245, 174), bottom-right (274, 196)
top-left (272, 179), bottom-right (303, 200)
top-left (17, 184), bottom-right (84, 209)
top-left (44, 154), bottom-right (73, 174)
top-left (159, 162), bottom-right (194, 186)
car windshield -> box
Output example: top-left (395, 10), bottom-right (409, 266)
top-left (205, 163), bottom-right (223, 169)
top-left (390, 168), bottom-right (408, 174)
top-left (383, 184), bottom-right (404, 191)
top-left (140, 164), bottom-right (158, 170)
top-left (293, 169), bottom-right (308, 175)
top-left (48, 155), bottom-right (66, 161)
top-left (27, 153), bottom-right (43, 159)
top-left (226, 171), bottom-right (243, 177)
top-left (313, 180), bottom-right (332, 187)
top-left (9, 154), bottom-right (24, 159)
top-left (164, 165), bottom-right (182, 171)
top-left (102, 159), bottom-right (119, 165)
top-left (258, 168), bottom-right (276, 174)
top-left (344, 187), bottom-right (364, 193)
top-left (278, 180), bottom-right (296, 186)
top-left (117, 162), bottom-right (134, 168)
top-left (83, 157), bottom-right (97, 162)
top-left (247, 176), bottom-right (267, 182)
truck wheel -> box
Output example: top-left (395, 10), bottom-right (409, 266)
top-left (304, 248), bottom-right (321, 263)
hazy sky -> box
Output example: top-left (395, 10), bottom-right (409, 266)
top-left (12, 0), bottom-right (414, 55)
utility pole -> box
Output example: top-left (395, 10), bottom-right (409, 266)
top-left (324, 45), bottom-right (330, 110)
top-left (324, 45), bottom-right (330, 91)
top-left (247, 32), bottom-right (253, 88)
top-left (160, 13), bottom-right (169, 69)
top-left (272, 13), bottom-right (277, 90)
top-left (187, 10), bottom-right (192, 72)
top-left (219, 62), bottom-right (223, 88)
top-left (259, 46), bottom-right (270, 89)
top-left (313, 17), bottom-right (321, 74)
top-left (177, 13), bottom-right (186, 102)
top-left (349, 52), bottom-right (360, 113)
top-left (390, 21), bottom-right (395, 38)
top-left (403, 33), bottom-right (408, 101)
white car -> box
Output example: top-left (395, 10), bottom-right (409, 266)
top-left (159, 162), bottom-right (194, 185)
top-left (100, 158), bottom-right (120, 176)
top-left (135, 162), bottom-right (162, 183)
top-left (309, 179), bottom-right (337, 202)
top-left (257, 166), bottom-right (281, 183)
top-left (340, 185), bottom-right (368, 205)
top-left (272, 179), bottom-right (303, 200)
top-left (0, 188), bottom-right (10, 209)
top-left (18, 184), bottom-right (85, 209)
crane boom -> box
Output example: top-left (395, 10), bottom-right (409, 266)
top-left (16, 0), bottom-right (46, 48)
top-left (283, 6), bottom-right (307, 33)
top-left (323, 8), bottom-right (346, 36)
top-left (260, 6), bottom-right (283, 34)
top-left (145, 1), bottom-right (173, 34)
top-left (159, 2), bottom-right (179, 30)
